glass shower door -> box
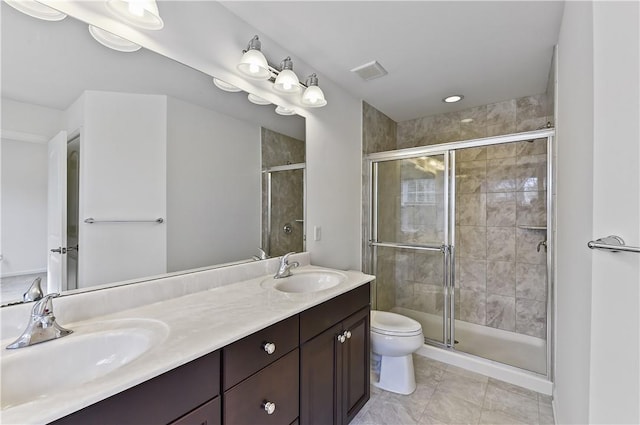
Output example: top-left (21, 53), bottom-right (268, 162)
top-left (370, 153), bottom-right (453, 346)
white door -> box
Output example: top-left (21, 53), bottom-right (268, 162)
top-left (47, 131), bottom-right (67, 294)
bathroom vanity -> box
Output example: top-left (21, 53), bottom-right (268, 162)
top-left (0, 254), bottom-right (373, 425)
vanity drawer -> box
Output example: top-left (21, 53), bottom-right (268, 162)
top-left (223, 349), bottom-right (299, 425)
top-left (50, 350), bottom-right (220, 425)
top-left (223, 315), bottom-right (299, 390)
top-left (170, 397), bottom-right (220, 425)
top-left (300, 283), bottom-right (370, 343)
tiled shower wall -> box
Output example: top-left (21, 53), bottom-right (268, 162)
top-left (455, 142), bottom-right (547, 338)
top-left (363, 94), bottom-right (551, 340)
top-left (261, 128), bottom-right (305, 257)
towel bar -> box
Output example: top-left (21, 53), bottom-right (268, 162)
top-left (587, 235), bottom-right (640, 253)
top-left (84, 217), bottom-right (164, 224)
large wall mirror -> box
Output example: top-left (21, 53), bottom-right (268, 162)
top-left (0, 3), bottom-right (306, 305)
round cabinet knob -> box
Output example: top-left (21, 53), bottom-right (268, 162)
top-left (262, 342), bottom-right (276, 355)
top-left (263, 401), bottom-right (276, 415)
top-left (345, 330), bottom-right (352, 339)
top-left (337, 334), bottom-right (345, 343)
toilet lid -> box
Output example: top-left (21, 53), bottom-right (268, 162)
top-left (370, 310), bottom-right (422, 336)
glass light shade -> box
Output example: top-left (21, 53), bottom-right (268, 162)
top-left (275, 105), bottom-right (296, 116)
top-left (89, 25), bottom-right (141, 53)
top-left (247, 93), bottom-right (271, 106)
top-left (237, 50), bottom-right (270, 80)
top-left (213, 78), bottom-right (241, 93)
top-left (106, 0), bottom-right (164, 30)
top-left (4, 0), bottom-right (67, 21)
top-left (301, 85), bottom-right (327, 107)
top-left (273, 69), bottom-right (301, 94)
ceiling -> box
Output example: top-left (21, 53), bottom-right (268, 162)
top-left (2, 1), bottom-right (565, 129)
top-left (221, 1), bottom-right (565, 122)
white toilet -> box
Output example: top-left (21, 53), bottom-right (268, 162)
top-left (370, 310), bottom-right (424, 395)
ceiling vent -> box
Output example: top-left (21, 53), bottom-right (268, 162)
top-left (350, 60), bottom-right (388, 81)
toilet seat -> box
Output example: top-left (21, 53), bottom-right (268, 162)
top-left (371, 310), bottom-right (422, 337)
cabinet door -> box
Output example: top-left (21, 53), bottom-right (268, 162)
top-left (341, 307), bottom-right (370, 424)
top-left (300, 323), bottom-right (343, 425)
top-left (170, 397), bottom-right (220, 425)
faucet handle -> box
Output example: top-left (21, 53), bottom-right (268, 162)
top-left (23, 276), bottom-right (44, 302)
top-left (32, 293), bottom-right (59, 317)
top-left (281, 252), bottom-right (296, 262)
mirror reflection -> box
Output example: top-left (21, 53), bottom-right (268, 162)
top-left (0, 4), bottom-right (306, 305)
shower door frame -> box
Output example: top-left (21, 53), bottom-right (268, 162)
top-left (263, 162), bottom-right (307, 257)
top-left (364, 127), bottom-right (555, 379)
top-left (368, 149), bottom-right (455, 348)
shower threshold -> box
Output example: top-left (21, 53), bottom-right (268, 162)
top-left (392, 307), bottom-right (547, 374)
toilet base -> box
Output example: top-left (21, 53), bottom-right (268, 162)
top-left (371, 354), bottom-right (416, 395)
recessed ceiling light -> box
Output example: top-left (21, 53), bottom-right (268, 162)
top-left (275, 105), bottom-right (296, 116)
top-left (443, 95), bottom-right (464, 103)
top-left (213, 78), bottom-right (241, 92)
top-left (89, 26), bottom-right (141, 53)
top-left (460, 118), bottom-right (474, 123)
top-left (247, 93), bottom-right (271, 105)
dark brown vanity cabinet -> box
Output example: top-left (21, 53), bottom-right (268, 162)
top-left (300, 284), bottom-right (370, 425)
top-left (51, 350), bottom-right (221, 425)
top-left (48, 283), bottom-right (370, 425)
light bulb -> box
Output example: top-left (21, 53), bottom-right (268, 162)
top-left (249, 63), bottom-right (259, 74)
top-left (128, 0), bottom-right (145, 16)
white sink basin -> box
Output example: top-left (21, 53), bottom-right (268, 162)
top-left (262, 270), bottom-right (346, 293)
top-left (1, 318), bottom-right (169, 410)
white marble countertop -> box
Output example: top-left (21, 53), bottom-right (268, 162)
top-left (0, 264), bottom-right (374, 424)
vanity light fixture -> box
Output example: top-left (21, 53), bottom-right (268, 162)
top-left (213, 78), bottom-right (242, 93)
top-left (248, 93), bottom-right (271, 106)
top-left (106, 0), bottom-right (164, 30)
top-left (3, 0), bottom-right (67, 21)
top-left (275, 105), bottom-right (296, 116)
top-left (273, 57), bottom-right (301, 94)
top-left (301, 74), bottom-right (327, 107)
top-left (443, 94), bottom-right (464, 103)
top-left (236, 35), bottom-right (328, 108)
top-left (237, 35), bottom-right (271, 80)
top-left (88, 25), bottom-right (142, 52)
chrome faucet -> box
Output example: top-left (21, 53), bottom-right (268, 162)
top-left (252, 247), bottom-right (269, 261)
top-left (274, 252), bottom-right (299, 279)
top-left (6, 294), bottom-right (73, 349)
top-left (22, 276), bottom-right (44, 302)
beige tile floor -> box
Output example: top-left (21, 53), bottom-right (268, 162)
top-left (353, 355), bottom-right (555, 425)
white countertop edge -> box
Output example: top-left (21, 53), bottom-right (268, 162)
top-left (1, 265), bottom-right (374, 425)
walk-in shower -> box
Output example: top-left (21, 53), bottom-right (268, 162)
top-left (260, 127), bottom-right (306, 257)
top-left (365, 128), bottom-right (554, 387)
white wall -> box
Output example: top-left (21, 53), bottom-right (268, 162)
top-left (0, 139), bottom-right (48, 276)
top-left (589, 1), bottom-right (639, 422)
top-left (555, 1), bottom-right (640, 423)
top-left (1, 99), bottom-right (64, 277)
top-left (166, 97), bottom-right (261, 271)
top-left (1, 98), bottom-right (65, 140)
top-left (555, 3), bottom-right (594, 422)
top-left (78, 91), bottom-right (167, 287)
